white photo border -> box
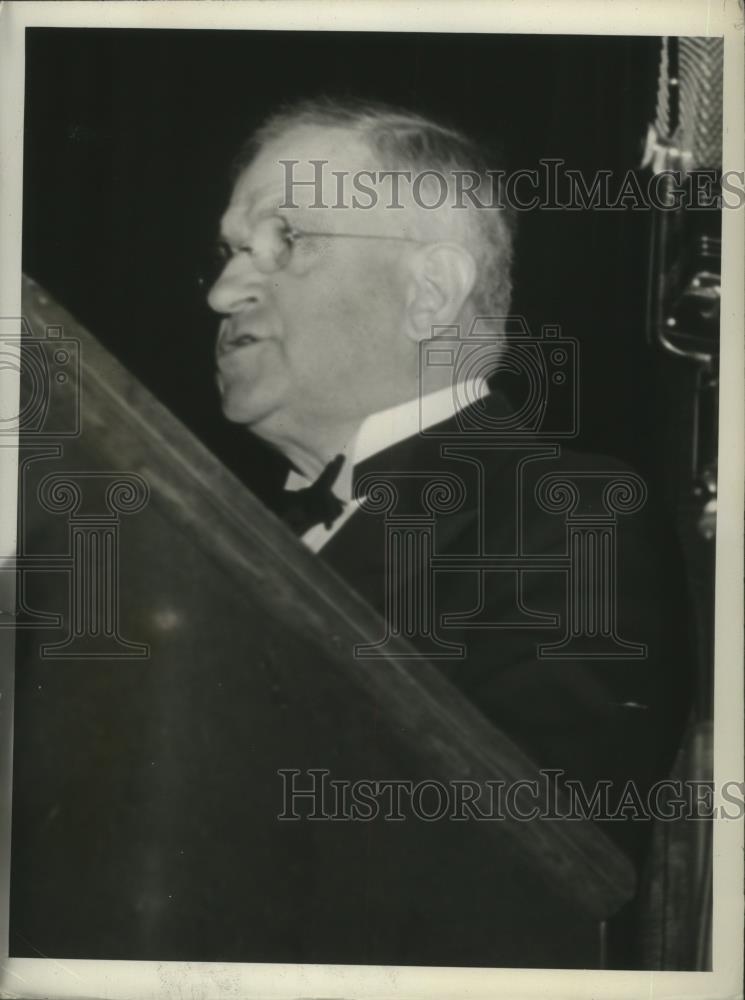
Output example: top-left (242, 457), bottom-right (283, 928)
top-left (0, 2), bottom-right (742, 999)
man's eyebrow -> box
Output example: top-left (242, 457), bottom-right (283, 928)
top-left (217, 212), bottom-right (245, 246)
top-left (221, 196), bottom-right (313, 246)
top-left (221, 182), bottom-right (293, 229)
top-left (218, 204), bottom-right (264, 245)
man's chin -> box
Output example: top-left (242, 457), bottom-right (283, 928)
top-left (219, 390), bottom-right (274, 432)
top-left (219, 390), bottom-right (257, 426)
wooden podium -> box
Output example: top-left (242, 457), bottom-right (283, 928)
top-left (9, 276), bottom-right (636, 967)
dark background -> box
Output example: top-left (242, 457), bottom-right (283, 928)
top-left (23, 28), bottom-right (667, 504)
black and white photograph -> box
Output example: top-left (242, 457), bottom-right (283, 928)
top-left (0, 2), bottom-right (742, 998)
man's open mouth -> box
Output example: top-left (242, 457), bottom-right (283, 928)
top-left (219, 332), bottom-right (261, 357)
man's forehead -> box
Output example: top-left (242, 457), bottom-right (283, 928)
top-left (221, 121), bottom-right (463, 245)
top-left (229, 124), bottom-right (376, 214)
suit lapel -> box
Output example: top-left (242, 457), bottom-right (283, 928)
top-left (319, 390), bottom-right (515, 610)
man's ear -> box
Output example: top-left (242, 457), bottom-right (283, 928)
top-left (404, 242), bottom-right (478, 343)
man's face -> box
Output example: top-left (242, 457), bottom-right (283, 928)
top-left (207, 125), bottom-right (420, 445)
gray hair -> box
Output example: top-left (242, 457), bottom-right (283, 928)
top-left (234, 97), bottom-right (514, 325)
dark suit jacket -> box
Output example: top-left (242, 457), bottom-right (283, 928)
top-left (319, 388), bottom-right (692, 866)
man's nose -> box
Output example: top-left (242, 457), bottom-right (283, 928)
top-left (206, 257), bottom-right (265, 315)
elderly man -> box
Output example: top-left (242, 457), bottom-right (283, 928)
top-left (208, 101), bottom-right (510, 499)
top-left (206, 98), bottom-right (690, 886)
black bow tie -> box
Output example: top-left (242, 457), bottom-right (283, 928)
top-left (278, 453), bottom-right (346, 536)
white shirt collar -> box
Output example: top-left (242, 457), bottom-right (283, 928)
top-left (285, 378), bottom-right (488, 501)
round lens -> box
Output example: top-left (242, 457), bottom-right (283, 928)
top-left (252, 217), bottom-right (292, 273)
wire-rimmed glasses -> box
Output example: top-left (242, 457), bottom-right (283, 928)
top-left (197, 214), bottom-right (424, 289)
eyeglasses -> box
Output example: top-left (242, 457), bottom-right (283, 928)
top-left (197, 214), bottom-right (424, 288)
